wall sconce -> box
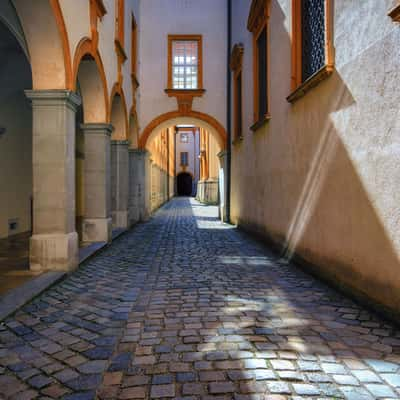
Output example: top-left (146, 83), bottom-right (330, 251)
top-left (0, 127), bottom-right (6, 136)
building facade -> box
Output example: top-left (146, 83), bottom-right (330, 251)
top-left (1, 0), bottom-right (400, 320)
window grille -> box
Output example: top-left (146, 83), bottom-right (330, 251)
top-left (301, 0), bottom-right (325, 82)
top-left (172, 41), bottom-right (198, 89)
top-left (235, 72), bottom-right (242, 139)
top-left (257, 27), bottom-right (267, 121)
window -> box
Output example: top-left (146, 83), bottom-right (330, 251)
top-left (180, 152), bottom-right (189, 166)
top-left (230, 43), bottom-right (244, 142)
top-left (180, 133), bottom-right (189, 143)
top-left (257, 27), bottom-right (267, 122)
top-left (235, 72), bottom-right (243, 139)
top-left (131, 13), bottom-right (137, 76)
top-left (247, 0), bottom-right (270, 130)
top-left (288, 0), bottom-right (334, 102)
top-left (301, 0), bottom-right (326, 82)
top-left (168, 35), bottom-right (203, 90)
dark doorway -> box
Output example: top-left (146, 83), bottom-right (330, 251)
top-left (177, 173), bottom-right (193, 196)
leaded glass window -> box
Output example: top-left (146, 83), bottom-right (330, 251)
top-left (172, 40), bottom-right (198, 89)
top-left (301, 0), bottom-right (326, 82)
top-left (257, 27), bottom-right (267, 121)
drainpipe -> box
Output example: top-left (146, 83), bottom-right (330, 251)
top-left (226, 0), bottom-right (232, 223)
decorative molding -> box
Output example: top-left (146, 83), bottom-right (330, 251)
top-left (138, 110), bottom-right (227, 150)
top-left (247, 0), bottom-right (269, 33)
top-left (290, 0), bottom-right (334, 92)
top-left (389, 2), bottom-right (400, 21)
top-left (286, 64), bottom-right (334, 103)
top-left (164, 89), bottom-right (205, 113)
top-left (230, 44), bottom-right (244, 71)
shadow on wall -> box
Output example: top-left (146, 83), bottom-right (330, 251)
top-left (233, 0), bottom-right (400, 321)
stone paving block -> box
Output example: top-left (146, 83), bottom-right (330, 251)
top-left (1, 199), bottom-right (400, 400)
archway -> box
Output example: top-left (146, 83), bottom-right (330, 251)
top-left (0, 3), bottom-right (33, 291)
top-left (110, 89), bottom-right (129, 228)
top-left (74, 44), bottom-right (111, 243)
top-left (177, 173), bottom-right (193, 197)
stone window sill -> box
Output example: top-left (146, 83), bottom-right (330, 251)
top-left (250, 114), bottom-right (271, 132)
top-left (389, 2), bottom-right (400, 21)
top-left (286, 64), bottom-right (334, 104)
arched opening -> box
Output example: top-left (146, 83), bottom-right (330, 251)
top-left (74, 49), bottom-right (109, 243)
top-left (0, 3), bottom-right (33, 291)
top-left (177, 172), bottom-right (193, 197)
top-left (110, 89), bottom-right (129, 229)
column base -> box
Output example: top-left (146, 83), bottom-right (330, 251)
top-left (82, 218), bottom-right (112, 243)
top-left (112, 210), bottom-right (129, 229)
top-left (30, 232), bottom-right (78, 272)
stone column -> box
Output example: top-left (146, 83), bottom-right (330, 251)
top-left (81, 123), bottom-right (113, 243)
top-left (128, 149), bottom-right (139, 226)
top-left (218, 150), bottom-right (228, 222)
top-left (25, 90), bottom-right (81, 272)
top-left (129, 149), bottom-right (151, 221)
top-left (111, 140), bottom-right (129, 229)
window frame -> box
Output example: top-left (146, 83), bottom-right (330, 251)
top-left (247, 0), bottom-right (271, 131)
top-left (287, 0), bottom-right (334, 103)
top-left (131, 13), bottom-right (137, 77)
top-left (230, 44), bottom-right (244, 143)
top-left (180, 151), bottom-right (189, 167)
top-left (167, 34), bottom-right (203, 91)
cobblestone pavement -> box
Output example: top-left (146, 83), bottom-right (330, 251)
top-left (1, 197), bottom-right (400, 399)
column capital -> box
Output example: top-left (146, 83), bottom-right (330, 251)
top-left (111, 140), bottom-right (130, 146)
top-left (25, 89), bottom-right (81, 111)
top-left (128, 148), bottom-right (150, 156)
top-left (80, 123), bottom-right (114, 136)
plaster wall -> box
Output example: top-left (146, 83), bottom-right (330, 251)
top-left (59, 0), bottom-right (139, 108)
top-left (230, 0), bottom-right (400, 317)
top-left (138, 0), bottom-right (227, 132)
top-left (0, 43), bottom-right (32, 239)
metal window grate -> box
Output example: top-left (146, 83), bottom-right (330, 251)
top-left (257, 27), bottom-right (267, 121)
top-left (301, 0), bottom-right (325, 82)
top-left (172, 40), bottom-right (198, 89)
top-left (235, 72), bottom-right (242, 139)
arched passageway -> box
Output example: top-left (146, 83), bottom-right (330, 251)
top-left (177, 172), bottom-right (193, 196)
top-left (0, 7), bottom-right (33, 290)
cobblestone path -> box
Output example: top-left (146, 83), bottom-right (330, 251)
top-left (1, 197), bottom-right (400, 399)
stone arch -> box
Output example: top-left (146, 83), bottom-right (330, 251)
top-left (12, 0), bottom-right (72, 89)
top-left (139, 111), bottom-right (227, 150)
top-left (110, 85), bottom-right (128, 141)
top-left (73, 38), bottom-right (108, 123)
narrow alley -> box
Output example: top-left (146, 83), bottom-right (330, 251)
top-left (0, 198), bottom-right (399, 399)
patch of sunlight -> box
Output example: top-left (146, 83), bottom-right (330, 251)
top-left (282, 118), bottom-right (339, 261)
top-left (218, 256), bottom-right (274, 266)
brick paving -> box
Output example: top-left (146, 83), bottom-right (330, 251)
top-left (1, 197), bottom-right (400, 399)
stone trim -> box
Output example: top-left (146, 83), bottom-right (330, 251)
top-left (80, 123), bottom-right (114, 136)
top-left (25, 89), bottom-right (81, 112)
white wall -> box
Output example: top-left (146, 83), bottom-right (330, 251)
top-left (138, 0), bottom-right (227, 132)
